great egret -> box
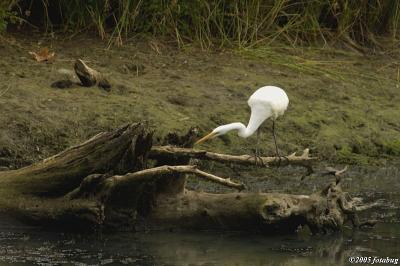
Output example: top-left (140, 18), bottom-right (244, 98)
top-left (195, 86), bottom-right (289, 160)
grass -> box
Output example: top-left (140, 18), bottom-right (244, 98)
top-left (2, 0), bottom-right (400, 49)
top-left (235, 44), bottom-right (400, 165)
top-left (238, 46), bottom-right (399, 85)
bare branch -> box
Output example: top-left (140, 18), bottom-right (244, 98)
top-left (322, 166), bottom-right (348, 176)
top-left (192, 168), bottom-right (245, 191)
top-left (318, 165), bottom-right (348, 184)
top-left (150, 146), bottom-right (316, 169)
top-left (111, 165), bottom-right (245, 190)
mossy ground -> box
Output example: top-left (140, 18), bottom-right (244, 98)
top-left (0, 33), bottom-right (399, 169)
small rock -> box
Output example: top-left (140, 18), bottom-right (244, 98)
top-left (51, 80), bottom-right (73, 89)
top-left (169, 74), bottom-right (181, 79)
top-left (57, 68), bottom-right (77, 80)
top-left (17, 72), bottom-right (26, 78)
top-left (98, 79), bottom-right (111, 91)
top-left (167, 95), bottom-right (187, 106)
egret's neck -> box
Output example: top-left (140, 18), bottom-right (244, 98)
top-left (216, 122), bottom-right (255, 138)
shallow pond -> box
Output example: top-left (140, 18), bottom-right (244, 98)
top-left (0, 223), bottom-right (399, 266)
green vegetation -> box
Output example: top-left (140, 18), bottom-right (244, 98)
top-left (0, 2), bottom-right (19, 32)
top-left (2, 0), bottom-right (400, 48)
top-left (384, 140), bottom-right (400, 156)
top-left (0, 1), bottom-right (399, 167)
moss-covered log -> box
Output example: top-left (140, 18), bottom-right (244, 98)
top-left (0, 123), bottom-right (372, 233)
top-left (0, 123), bottom-right (152, 228)
top-left (146, 182), bottom-right (355, 234)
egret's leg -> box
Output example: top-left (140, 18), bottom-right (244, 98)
top-left (272, 119), bottom-right (281, 166)
top-left (272, 120), bottom-right (280, 158)
top-left (256, 128), bottom-right (260, 157)
top-left (251, 129), bottom-right (264, 166)
top-left (255, 129), bottom-right (261, 166)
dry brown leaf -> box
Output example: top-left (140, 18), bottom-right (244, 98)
top-left (29, 47), bottom-right (55, 62)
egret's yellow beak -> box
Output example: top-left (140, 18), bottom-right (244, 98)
top-left (195, 131), bottom-right (217, 145)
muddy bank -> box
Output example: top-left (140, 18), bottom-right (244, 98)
top-left (0, 33), bottom-right (399, 170)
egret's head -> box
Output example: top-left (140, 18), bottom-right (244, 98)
top-left (195, 124), bottom-right (241, 145)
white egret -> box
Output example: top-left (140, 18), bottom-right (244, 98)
top-left (195, 86), bottom-right (289, 160)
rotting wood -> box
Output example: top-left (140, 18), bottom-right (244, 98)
top-left (0, 123), bottom-right (376, 233)
top-left (74, 59), bottom-right (111, 89)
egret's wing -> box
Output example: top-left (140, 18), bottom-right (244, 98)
top-left (249, 86), bottom-right (289, 117)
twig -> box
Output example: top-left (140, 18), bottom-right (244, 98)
top-left (192, 168), bottom-right (245, 190)
top-left (149, 145), bottom-right (315, 169)
top-left (112, 165), bottom-right (245, 190)
top-left (319, 165), bottom-right (348, 184)
top-left (322, 166), bottom-right (348, 176)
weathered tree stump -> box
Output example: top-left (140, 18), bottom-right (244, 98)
top-left (0, 123), bottom-right (374, 233)
top-left (74, 59), bottom-right (111, 89)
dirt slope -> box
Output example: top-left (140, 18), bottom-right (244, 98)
top-left (0, 33), bottom-right (399, 168)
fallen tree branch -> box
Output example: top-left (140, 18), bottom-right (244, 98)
top-left (111, 165), bottom-right (245, 191)
top-left (150, 145), bottom-right (315, 170)
top-left (0, 123), bottom-right (373, 233)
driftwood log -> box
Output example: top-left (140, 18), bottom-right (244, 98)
top-left (0, 123), bottom-right (373, 232)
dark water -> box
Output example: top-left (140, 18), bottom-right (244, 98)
top-left (0, 165), bottom-right (399, 266)
top-left (0, 223), bottom-right (399, 266)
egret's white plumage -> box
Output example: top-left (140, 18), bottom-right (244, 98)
top-left (195, 86), bottom-right (289, 156)
top-left (245, 85), bottom-right (289, 135)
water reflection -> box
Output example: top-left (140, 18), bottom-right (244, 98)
top-left (0, 223), bottom-right (398, 266)
top-left (139, 225), bottom-right (399, 266)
